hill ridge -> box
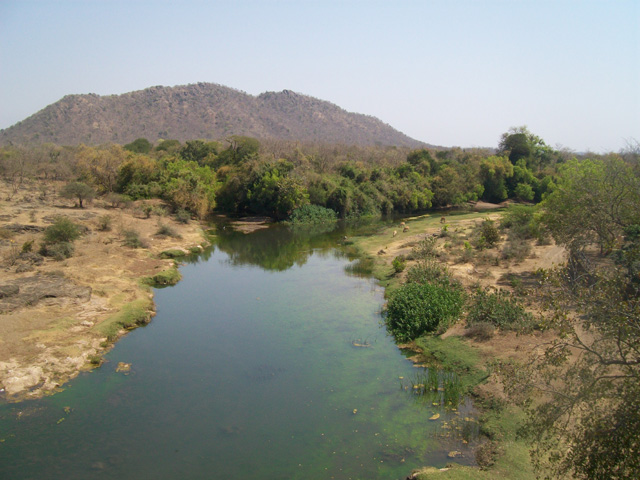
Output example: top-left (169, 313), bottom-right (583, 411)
top-left (0, 83), bottom-right (426, 148)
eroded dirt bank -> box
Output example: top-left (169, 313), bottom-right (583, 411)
top-left (0, 181), bottom-right (210, 401)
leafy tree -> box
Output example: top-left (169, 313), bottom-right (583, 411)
top-left (246, 161), bottom-right (308, 219)
top-left (161, 159), bottom-right (218, 219)
top-left (59, 181), bottom-right (95, 208)
top-left (514, 182), bottom-right (535, 202)
top-left (406, 148), bottom-right (435, 176)
top-left (500, 131), bottom-right (532, 164)
top-left (124, 138), bottom-right (152, 154)
top-left (75, 144), bottom-right (127, 193)
top-left (180, 140), bottom-right (219, 166)
top-left (155, 139), bottom-right (181, 153)
top-left (217, 136), bottom-right (261, 166)
top-left (499, 126), bottom-right (558, 171)
top-left (479, 156), bottom-right (513, 203)
top-left (540, 156), bottom-right (640, 254)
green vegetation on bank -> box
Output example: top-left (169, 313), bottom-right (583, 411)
top-left (0, 126), bottom-right (567, 224)
top-left (141, 265), bottom-right (182, 287)
top-left (94, 297), bottom-right (155, 342)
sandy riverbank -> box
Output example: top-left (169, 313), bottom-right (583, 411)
top-left (0, 180), bottom-right (210, 402)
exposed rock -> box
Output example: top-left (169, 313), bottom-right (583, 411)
top-left (0, 275), bottom-right (91, 313)
top-left (115, 362), bottom-right (131, 373)
top-left (0, 284), bottom-right (20, 298)
top-left (3, 223), bottom-right (44, 233)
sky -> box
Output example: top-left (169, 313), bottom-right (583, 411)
top-left (0, 0), bottom-right (638, 152)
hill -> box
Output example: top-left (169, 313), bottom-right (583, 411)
top-left (0, 83), bottom-right (426, 147)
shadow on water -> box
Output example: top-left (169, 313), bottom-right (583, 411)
top-left (206, 217), bottom-right (388, 274)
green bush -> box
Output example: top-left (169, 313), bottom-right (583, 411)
top-left (288, 204), bottom-right (338, 224)
top-left (385, 281), bottom-right (465, 342)
top-left (392, 255), bottom-right (406, 273)
top-left (478, 218), bottom-right (500, 248)
top-left (43, 216), bottom-right (81, 245)
top-left (467, 288), bottom-right (534, 332)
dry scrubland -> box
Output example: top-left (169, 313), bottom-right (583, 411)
top-left (0, 180), bottom-right (209, 401)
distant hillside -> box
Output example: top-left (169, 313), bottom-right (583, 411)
top-left (0, 83), bottom-right (426, 148)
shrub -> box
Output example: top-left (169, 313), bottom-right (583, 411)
top-left (288, 204), bottom-right (338, 224)
top-left (140, 204), bottom-right (154, 219)
top-left (122, 229), bottom-right (146, 248)
top-left (39, 241), bottom-right (74, 260)
top-left (155, 223), bottom-right (180, 238)
top-left (409, 236), bottom-right (438, 260)
top-left (501, 236), bottom-right (531, 263)
top-left (392, 255), bottom-right (406, 273)
top-left (142, 267), bottom-right (182, 286)
top-left (43, 217), bottom-right (81, 245)
top-left (21, 239), bottom-right (34, 253)
top-left (478, 218), bottom-right (500, 248)
top-left (501, 204), bottom-right (548, 244)
top-left (385, 281), bottom-right (465, 342)
top-left (405, 258), bottom-right (450, 285)
top-left (104, 192), bottom-right (130, 208)
top-left (467, 288), bottom-right (534, 332)
top-left (457, 242), bottom-right (475, 263)
top-left (464, 322), bottom-right (495, 341)
top-left (97, 215), bottom-right (112, 232)
top-left (175, 208), bottom-right (191, 224)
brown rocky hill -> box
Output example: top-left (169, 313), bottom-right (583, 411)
top-left (0, 83), bottom-right (426, 147)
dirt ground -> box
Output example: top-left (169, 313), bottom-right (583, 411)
top-left (0, 180), bottom-right (209, 401)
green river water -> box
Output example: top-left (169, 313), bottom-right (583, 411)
top-left (0, 223), bottom-right (477, 479)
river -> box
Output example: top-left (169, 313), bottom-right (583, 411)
top-left (0, 223), bottom-right (477, 479)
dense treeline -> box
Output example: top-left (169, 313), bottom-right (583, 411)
top-left (0, 126), bottom-right (571, 221)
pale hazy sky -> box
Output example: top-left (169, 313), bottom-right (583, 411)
top-left (1, 0), bottom-right (638, 152)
